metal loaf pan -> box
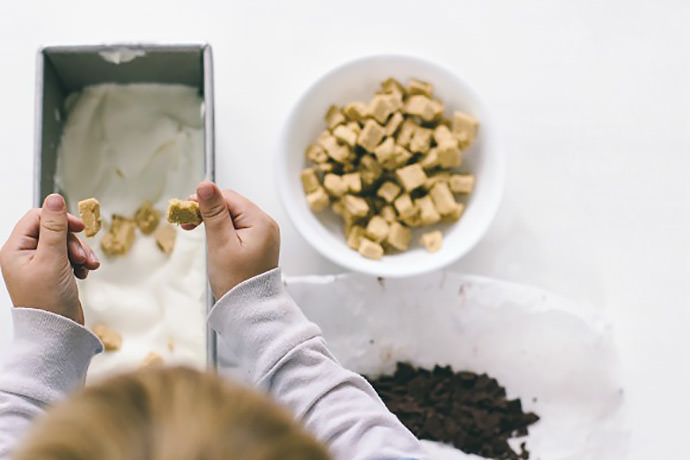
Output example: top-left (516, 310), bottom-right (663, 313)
top-left (34, 43), bottom-right (217, 368)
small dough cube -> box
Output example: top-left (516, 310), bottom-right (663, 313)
top-left (323, 174), bottom-right (348, 197)
top-left (437, 140), bottom-right (462, 168)
top-left (101, 215), bottom-right (136, 256)
top-left (141, 352), bottom-right (164, 368)
top-left (390, 145), bottom-right (412, 169)
top-left (318, 162), bottom-right (335, 173)
top-left (373, 137), bottom-right (396, 166)
top-left (380, 205), bottom-right (397, 223)
top-left (305, 143), bottom-right (329, 163)
top-left (403, 95), bottom-right (440, 122)
top-left (424, 172), bottom-right (451, 190)
top-left (333, 124), bottom-right (358, 147)
top-left (401, 212), bottom-right (422, 227)
top-left (307, 187), bottom-right (330, 212)
top-left (346, 121), bottom-right (361, 135)
top-left (377, 181), bottom-right (401, 203)
top-left (347, 225), bottom-right (366, 250)
top-left (154, 224), bottom-right (177, 254)
top-left (449, 174), bottom-right (475, 194)
top-left (433, 124), bottom-right (455, 144)
top-left (78, 198), bottom-right (102, 237)
top-left (420, 230), bottom-right (443, 253)
top-left (343, 102), bottom-right (369, 121)
top-left (420, 148), bottom-right (439, 169)
top-left (167, 199), bottom-right (202, 226)
top-left (381, 77), bottom-right (405, 96)
top-left (301, 168), bottom-right (321, 193)
top-left (331, 199), bottom-right (345, 216)
top-left (318, 133), bottom-right (350, 163)
top-left (358, 238), bottom-right (384, 260)
top-left (396, 119), bottom-right (417, 148)
top-left (342, 172), bottom-right (362, 193)
top-left (394, 193), bottom-right (417, 219)
top-left (359, 155), bottom-right (383, 185)
top-left (386, 92), bottom-right (404, 112)
top-left (385, 112), bottom-right (404, 136)
top-left (343, 194), bottom-right (370, 217)
top-left (365, 216), bottom-right (390, 242)
top-left (369, 94), bottom-right (394, 124)
top-left (396, 164), bottom-right (427, 192)
top-left (429, 183), bottom-right (458, 215)
top-left (134, 201), bottom-right (160, 234)
top-left (325, 104), bottom-right (346, 129)
top-left (415, 196), bottom-right (441, 226)
top-left (441, 202), bottom-right (465, 222)
top-left (409, 127), bottom-right (432, 154)
top-left (407, 78), bottom-right (433, 97)
top-left (387, 222), bottom-right (411, 251)
top-left (93, 324), bottom-right (122, 351)
top-left (452, 111), bottom-right (479, 147)
top-left (357, 119), bottom-right (386, 152)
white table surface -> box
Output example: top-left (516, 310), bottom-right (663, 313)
top-left (1, 1), bottom-right (688, 458)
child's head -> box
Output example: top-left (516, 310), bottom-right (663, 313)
top-left (14, 366), bottom-right (331, 460)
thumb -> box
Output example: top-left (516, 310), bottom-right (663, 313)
top-left (196, 181), bottom-right (237, 247)
top-left (37, 194), bottom-right (69, 258)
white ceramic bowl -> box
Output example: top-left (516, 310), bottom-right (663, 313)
top-left (278, 54), bottom-right (505, 278)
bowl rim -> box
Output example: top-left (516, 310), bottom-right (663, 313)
top-left (277, 53), bottom-right (506, 277)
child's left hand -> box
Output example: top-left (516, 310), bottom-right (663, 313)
top-left (0, 194), bottom-right (100, 325)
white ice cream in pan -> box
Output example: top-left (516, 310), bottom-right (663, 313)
top-left (56, 83), bottom-right (207, 381)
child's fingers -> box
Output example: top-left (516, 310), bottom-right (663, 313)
top-left (180, 223), bottom-right (198, 231)
top-left (196, 181), bottom-right (239, 247)
top-left (74, 264), bottom-right (89, 280)
top-left (37, 194), bottom-right (69, 259)
top-left (67, 234), bottom-right (100, 270)
top-left (220, 190), bottom-right (269, 231)
top-left (67, 214), bottom-right (85, 233)
top-left (67, 233), bottom-right (87, 264)
top-left (6, 209), bottom-right (41, 251)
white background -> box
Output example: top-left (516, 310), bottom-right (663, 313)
top-left (0, 1), bottom-right (688, 458)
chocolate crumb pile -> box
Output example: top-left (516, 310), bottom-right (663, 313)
top-left (364, 362), bottom-right (540, 459)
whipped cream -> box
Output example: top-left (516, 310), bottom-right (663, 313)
top-left (56, 84), bottom-right (207, 381)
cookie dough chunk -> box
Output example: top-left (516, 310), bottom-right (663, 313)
top-left (449, 174), bottom-right (476, 194)
top-left (141, 352), bottom-right (164, 368)
top-left (78, 198), bottom-right (102, 237)
top-left (396, 164), bottom-right (427, 192)
top-left (452, 111), bottom-right (479, 147)
top-left (307, 187), bottom-right (330, 212)
top-left (387, 222), bottom-right (412, 251)
top-left (301, 168), bottom-right (320, 194)
top-left (134, 201), bottom-right (160, 234)
top-left (101, 215), bottom-right (136, 256)
top-left (167, 199), bottom-right (202, 226)
top-left (92, 324), bottom-right (122, 351)
top-left (365, 216), bottom-right (390, 243)
top-left (357, 120), bottom-right (386, 152)
top-left (358, 238), bottom-right (384, 260)
top-left (154, 224), bottom-right (177, 254)
top-left (420, 230), bottom-right (443, 253)
top-left (429, 182), bottom-right (458, 215)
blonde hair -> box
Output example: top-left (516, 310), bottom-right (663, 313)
top-left (14, 366), bottom-right (331, 460)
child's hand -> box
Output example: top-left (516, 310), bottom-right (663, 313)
top-left (183, 181), bottom-right (280, 300)
top-left (0, 194), bottom-right (100, 324)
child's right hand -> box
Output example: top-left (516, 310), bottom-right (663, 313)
top-left (184, 181), bottom-right (280, 300)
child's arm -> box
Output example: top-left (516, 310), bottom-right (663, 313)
top-left (190, 182), bottom-right (426, 460)
top-left (0, 195), bottom-right (102, 458)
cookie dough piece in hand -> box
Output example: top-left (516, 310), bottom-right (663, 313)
top-left (78, 198), bottom-right (102, 237)
top-left (167, 199), bottom-right (202, 225)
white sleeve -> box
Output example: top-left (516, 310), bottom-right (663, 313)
top-left (0, 308), bottom-right (102, 459)
top-left (209, 268), bottom-right (426, 460)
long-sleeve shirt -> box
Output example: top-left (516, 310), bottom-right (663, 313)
top-left (0, 268), bottom-right (426, 460)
